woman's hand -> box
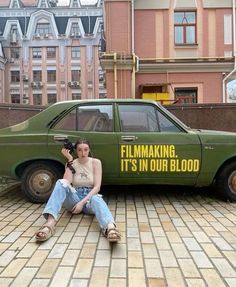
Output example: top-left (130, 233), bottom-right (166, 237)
top-left (61, 148), bottom-right (73, 162)
top-left (71, 202), bottom-right (84, 214)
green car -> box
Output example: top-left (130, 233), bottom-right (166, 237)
top-left (0, 99), bottom-right (236, 203)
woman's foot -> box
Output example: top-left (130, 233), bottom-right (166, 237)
top-left (106, 224), bottom-right (121, 242)
top-left (35, 224), bottom-right (55, 242)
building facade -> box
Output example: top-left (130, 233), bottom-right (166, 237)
top-left (0, 0), bottom-right (106, 105)
top-left (101, 0), bottom-right (236, 104)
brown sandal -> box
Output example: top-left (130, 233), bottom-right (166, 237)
top-left (35, 225), bottom-right (55, 242)
top-left (106, 227), bottom-right (121, 242)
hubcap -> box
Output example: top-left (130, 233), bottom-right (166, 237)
top-left (30, 170), bottom-right (55, 197)
top-left (228, 171), bottom-right (236, 195)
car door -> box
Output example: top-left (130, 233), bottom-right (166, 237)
top-left (47, 103), bottom-right (119, 182)
top-left (117, 102), bottom-right (202, 185)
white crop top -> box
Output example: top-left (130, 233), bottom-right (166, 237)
top-left (72, 157), bottom-right (94, 188)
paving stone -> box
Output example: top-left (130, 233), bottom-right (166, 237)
top-left (178, 258), bottom-right (200, 278)
top-left (128, 268), bottom-right (146, 287)
top-left (95, 250), bottom-right (111, 266)
top-left (191, 251), bottom-right (213, 268)
top-left (49, 266), bottom-right (73, 287)
top-left (159, 250), bottom-right (178, 267)
top-left (186, 278), bottom-right (206, 287)
top-left (29, 279), bottom-right (50, 287)
top-left (212, 258), bottom-right (236, 277)
top-left (200, 269), bottom-right (225, 287)
top-left (73, 258), bottom-right (93, 278)
top-left (108, 278), bottom-right (127, 287)
top-left (110, 258), bottom-right (127, 277)
top-left (164, 268), bottom-right (185, 287)
top-left (89, 267), bottom-right (109, 287)
top-left (145, 258), bottom-right (164, 277)
top-left (0, 250), bottom-right (16, 267)
top-left (60, 249), bottom-right (80, 266)
top-left (10, 267), bottom-right (38, 287)
top-left (128, 251), bottom-right (143, 268)
top-left (0, 258), bottom-right (27, 277)
top-left (36, 259), bottom-right (60, 278)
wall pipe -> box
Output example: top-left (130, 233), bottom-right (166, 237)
top-left (223, 0), bottom-right (236, 103)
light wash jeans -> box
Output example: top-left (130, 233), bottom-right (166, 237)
top-left (42, 179), bottom-right (115, 232)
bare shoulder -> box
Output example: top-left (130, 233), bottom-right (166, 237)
top-left (92, 158), bottom-right (102, 167)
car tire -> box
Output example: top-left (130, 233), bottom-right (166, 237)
top-left (216, 162), bottom-right (236, 202)
top-left (21, 161), bottom-right (63, 203)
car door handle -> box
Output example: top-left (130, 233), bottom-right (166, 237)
top-left (121, 136), bottom-right (137, 142)
top-left (54, 135), bottom-right (68, 142)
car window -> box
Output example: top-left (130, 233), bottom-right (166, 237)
top-left (118, 104), bottom-right (159, 132)
top-left (118, 104), bottom-right (181, 132)
top-left (157, 110), bottom-right (182, 132)
top-left (53, 104), bottom-right (113, 132)
top-left (77, 105), bottom-right (113, 131)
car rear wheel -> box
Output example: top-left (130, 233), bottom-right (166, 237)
top-left (21, 161), bottom-right (63, 203)
top-left (216, 162), bottom-right (236, 202)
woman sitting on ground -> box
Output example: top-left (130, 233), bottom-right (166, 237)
top-left (35, 138), bottom-right (121, 242)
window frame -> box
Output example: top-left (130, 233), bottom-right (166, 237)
top-left (11, 70), bottom-right (20, 82)
top-left (32, 47), bottom-right (42, 59)
top-left (174, 11), bottom-right (197, 45)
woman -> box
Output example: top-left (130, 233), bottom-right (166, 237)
top-left (35, 139), bottom-right (121, 242)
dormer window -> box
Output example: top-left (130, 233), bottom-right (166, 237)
top-left (41, 0), bottom-right (47, 8)
top-left (71, 23), bottom-right (80, 37)
top-left (35, 23), bottom-right (51, 35)
top-left (72, 0), bottom-right (79, 8)
top-left (10, 25), bottom-right (18, 44)
top-left (11, 0), bottom-right (20, 8)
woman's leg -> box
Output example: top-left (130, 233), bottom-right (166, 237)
top-left (84, 195), bottom-right (121, 241)
top-left (42, 179), bottom-right (78, 220)
top-left (36, 179), bottom-right (79, 241)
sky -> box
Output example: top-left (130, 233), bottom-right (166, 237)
top-left (57, 0), bottom-right (98, 5)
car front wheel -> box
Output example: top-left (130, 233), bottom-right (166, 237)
top-left (21, 161), bottom-right (63, 203)
top-left (216, 162), bottom-right (236, 202)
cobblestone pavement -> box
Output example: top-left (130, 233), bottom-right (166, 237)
top-left (0, 184), bottom-right (236, 287)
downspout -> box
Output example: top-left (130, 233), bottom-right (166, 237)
top-left (114, 52), bottom-right (117, 98)
top-left (131, 0), bottom-right (135, 98)
top-left (223, 0), bottom-right (236, 103)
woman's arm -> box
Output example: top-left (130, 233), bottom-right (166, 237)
top-left (61, 148), bottom-right (74, 183)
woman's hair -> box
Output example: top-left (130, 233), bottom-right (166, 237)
top-left (74, 138), bottom-right (91, 150)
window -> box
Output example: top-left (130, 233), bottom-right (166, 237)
top-left (33, 71), bottom-right (42, 81)
top-left (71, 23), bottom-right (80, 36)
top-left (47, 93), bottom-right (57, 104)
top-left (11, 47), bottom-right (20, 59)
top-left (12, 0), bottom-right (19, 8)
top-left (11, 94), bottom-right (20, 103)
top-left (11, 71), bottom-right (20, 82)
top-left (175, 88), bottom-right (197, 103)
top-left (35, 23), bottom-right (51, 35)
top-left (72, 0), bottom-right (79, 7)
top-left (47, 70), bottom-right (56, 82)
top-left (71, 47), bottom-right (80, 59)
top-left (174, 11), bottom-right (196, 45)
top-left (32, 47), bottom-right (42, 59)
top-left (53, 104), bottom-right (113, 132)
top-left (33, 94), bottom-right (42, 105)
top-left (71, 70), bottom-right (80, 82)
top-left (47, 47), bottom-right (56, 58)
top-left (118, 104), bottom-right (181, 132)
top-left (224, 15), bottom-right (232, 45)
top-left (40, 0), bottom-right (47, 8)
top-left (72, 93), bottom-right (81, 100)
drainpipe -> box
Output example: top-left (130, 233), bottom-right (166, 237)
top-left (223, 0), bottom-right (236, 102)
top-left (131, 0), bottom-right (135, 98)
top-left (114, 52), bottom-right (117, 98)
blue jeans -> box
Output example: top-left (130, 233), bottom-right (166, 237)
top-left (42, 179), bottom-right (115, 231)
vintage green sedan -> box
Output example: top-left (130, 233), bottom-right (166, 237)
top-left (0, 99), bottom-right (236, 203)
